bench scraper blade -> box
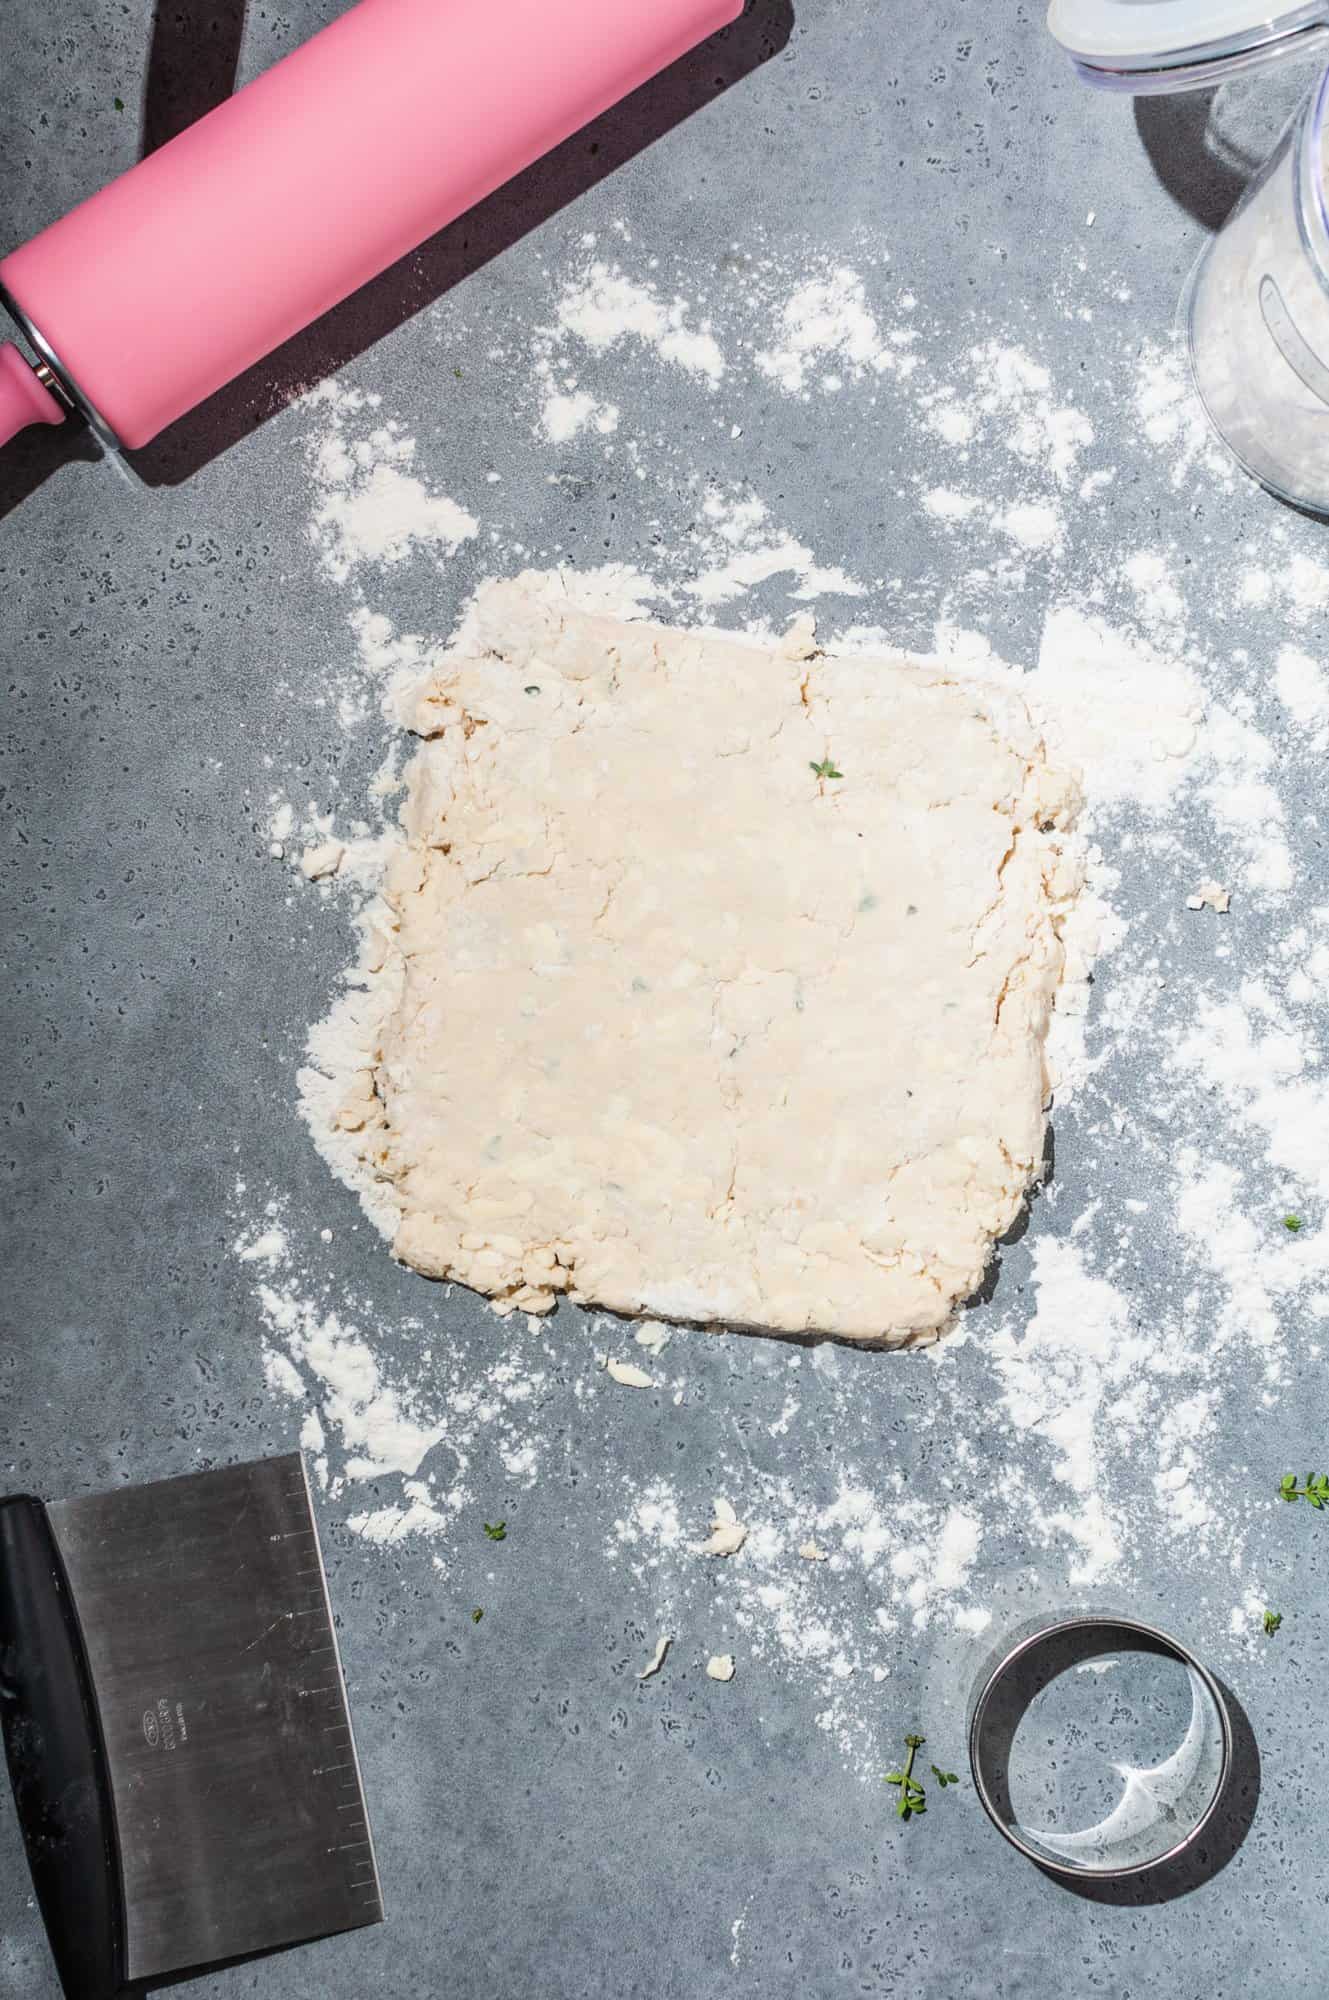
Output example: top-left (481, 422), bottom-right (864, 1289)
top-left (0, 1451), bottom-right (383, 1999)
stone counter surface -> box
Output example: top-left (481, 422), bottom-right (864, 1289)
top-left (2, 5), bottom-right (1326, 1996)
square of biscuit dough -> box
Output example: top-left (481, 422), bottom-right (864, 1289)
top-left (347, 575), bottom-right (1084, 1343)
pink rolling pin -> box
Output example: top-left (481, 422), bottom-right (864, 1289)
top-left (0, 0), bottom-right (742, 453)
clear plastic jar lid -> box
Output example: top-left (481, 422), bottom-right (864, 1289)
top-left (1047, 0), bottom-right (1329, 92)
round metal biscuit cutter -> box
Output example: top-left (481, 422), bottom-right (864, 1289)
top-left (968, 1614), bottom-right (1234, 1880)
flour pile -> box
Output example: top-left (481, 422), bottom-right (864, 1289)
top-left (232, 227), bottom-right (1329, 1778)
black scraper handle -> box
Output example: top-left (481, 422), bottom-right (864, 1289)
top-left (0, 1496), bottom-right (124, 2000)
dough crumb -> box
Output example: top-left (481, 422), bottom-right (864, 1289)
top-left (605, 1356), bottom-right (655, 1388)
top-left (1186, 879), bottom-right (1231, 913)
top-left (634, 1320), bottom-right (673, 1357)
top-left (637, 1634), bottom-right (672, 1680)
top-left (798, 1538), bottom-right (829, 1562)
top-left (236, 1225), bottom-right (288, 1266)
top-left (300, 838), bottom-right (345, 881)
top-left (780, 612), bottom-right (819, 661)
top-left (699, 1496), bottom-right (747, 1557)
top-left (705, 1653), bottom-right (736, 1682)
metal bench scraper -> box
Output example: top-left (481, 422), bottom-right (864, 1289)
top-left (0, 1451), bottom-right (382, 1999)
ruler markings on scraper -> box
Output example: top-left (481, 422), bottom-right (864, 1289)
top-left (281, 1459), bottom-right (383, 1924)
top-left (24, 1452), bottom-right (384, 1985)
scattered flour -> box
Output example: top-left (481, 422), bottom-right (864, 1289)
top-left (258, 1280), bottom-right (445, 1479)
top-left (922, 488), bottom-right (981, 523)
top-left (237, 238), bottom-right (1318, 1772)
top-left (236, 1221), bottom-right (288, 1265)
top-left (983, 1238), bottom-right (1152, 1585)
top-left (755, 266), bottom-right (901, 394)
top-left (302, 381), bottom-right (477, 582)
top-left (938, 339), bottom-right (1095, 485)
top-left (994, 500), bottom-right (1064, 553)
top-left (550, 261), bottom-right (725, 383)
top-left (1275, 644), bottom-right (1329, 736)
top-left (540, 388), bottom-right (620, 443)
top-left (1133, 339), bottom-right (1237, 490)
top-left (248, 1226), bottom-right (555, 1571)
top-left (684, 489), bottom-right (865, 605)
top-left (1123, 549), bottom-right (1186, 626)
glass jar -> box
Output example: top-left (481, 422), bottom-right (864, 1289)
top-left (1186, 66), bottom-right (1329, 510)
top-left (1048, 0), bottom-right (1329, 508)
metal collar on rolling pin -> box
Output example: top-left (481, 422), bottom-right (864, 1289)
top-left (0, 284), bottom-right (124, 454)
top-left (0, 340), bottom-right (67, 446)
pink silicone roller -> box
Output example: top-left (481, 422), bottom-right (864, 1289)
top-left (0, 0), bottom-right (742, 453)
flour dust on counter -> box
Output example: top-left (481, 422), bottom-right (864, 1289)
top-left (303, 378), bottom-right (479, 584)
top-left (224, 222), bottom-right (1329, 1782)
top-left (237, 1199), bottom-right (554, 1553)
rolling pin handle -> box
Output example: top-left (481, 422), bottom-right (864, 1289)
top-left (0, 342), bottom-right (66, 447)
top-left (0, 1495), bottom-right (124, 2000)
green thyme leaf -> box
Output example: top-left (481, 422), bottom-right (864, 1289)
top-left (483, 1520), bottom-right (507, 1541)
top-left (884, 1733), bottom-right (932, 1822)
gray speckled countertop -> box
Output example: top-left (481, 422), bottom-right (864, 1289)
top-left (4, 4), bottom-right (1329, 1995)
